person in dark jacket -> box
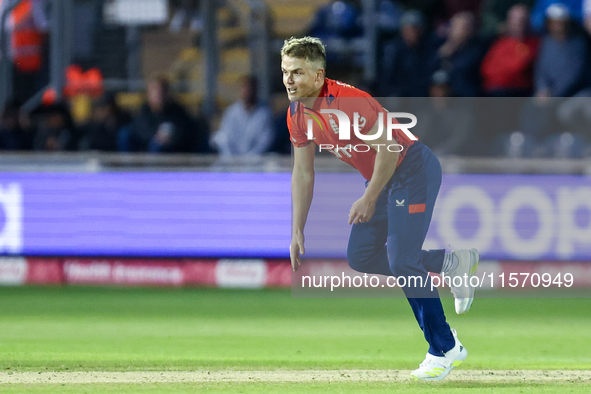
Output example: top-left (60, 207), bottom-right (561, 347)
top-left (534, 3), bottom-right (590, 98)
top-left (438, 11), bottom-right (487, 97)
top-left (32, 102), bottom-right (78, 151)
top-left (413, 70), bottom-right (475, 155)
top-left (0, 102), bottom-right (32, 150)
top-left (79, 93), bottom-right (131, 152)
top-left (519, 3), bottom-right (590, 141)
top-left (379, 10), bottom-right (442, 97)
top-left (129, 77), bottom-right (199, 153)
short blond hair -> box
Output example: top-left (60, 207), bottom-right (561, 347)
top-left (281, 36), bottom-right (326, 69)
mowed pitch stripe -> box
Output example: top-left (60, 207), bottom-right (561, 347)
top-left (1, 370), bottom-right (591, 384)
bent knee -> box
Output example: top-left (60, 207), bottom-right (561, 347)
top-left (347, 248), bottom-right (365, 273)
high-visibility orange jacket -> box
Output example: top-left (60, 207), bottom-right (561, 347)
top-left (9, 0), bottom-right (44, 73)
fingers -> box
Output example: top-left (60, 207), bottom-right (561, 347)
top-left (349, 211), bottom-right (363, 225)
top-left (349, 212), bottom-right (367, 225)
top-left (291, 253), bottom-right (301, 272)
top-left (290, 243), bottom-right (304, 272)
top-left (349, 204), bottom-right (368, 225)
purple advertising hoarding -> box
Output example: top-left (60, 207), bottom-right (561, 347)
top-left (0, 172), bottom-right (590, 260)
top-left (306, 173), bottom-right (591, 261)
top-left (0, 173), bottom-right (290, 257)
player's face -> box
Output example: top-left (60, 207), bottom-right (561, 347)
top-left (281, 55), bottom-right (325, 102)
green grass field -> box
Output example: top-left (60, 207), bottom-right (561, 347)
top-left (0, 286), bottom-right (590, 393)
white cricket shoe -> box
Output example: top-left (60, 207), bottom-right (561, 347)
top-left (445, 248), bottom-right (479, 314)
top-left (410, 329), bottom-right (468, 381)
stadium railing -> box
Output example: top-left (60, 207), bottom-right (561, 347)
top-left (1, 152), bottom-right (590, 175)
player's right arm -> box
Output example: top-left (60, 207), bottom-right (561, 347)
top-left (290, 142), bottom-right (315, 272)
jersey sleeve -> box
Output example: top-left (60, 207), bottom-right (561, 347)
top-left (287, 101), bottom-right (311, 148)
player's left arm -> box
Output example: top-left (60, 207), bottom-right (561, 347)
top-left (348, 119), bottom-right (400, 225)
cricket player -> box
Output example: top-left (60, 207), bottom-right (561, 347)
top-left (283, 36), bottom-right (480, 381)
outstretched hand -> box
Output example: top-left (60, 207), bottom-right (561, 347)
top-left (349, 197), bottom-right (376, 225)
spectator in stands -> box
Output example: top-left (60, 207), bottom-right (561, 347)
top-left (534, 3), bottom-right (590, 98)
top-left (530, 0), bottom-right (584, 33)
top-left (517, 4), bottom-right (590, 144)
top-left (33, 102), bottom-right (78, 151)
top-left (413, 70), bottom-right (474, 155)
top-left (78, 93), bottom-right (131, 152)
top-left (438, 11), bottom-right (486, 96)
top-left (554, 0), bottom-right (591, 144)
top-left (211, 75), bottom-right (273, 156)
top-left (480, 0), bottom-right (536, 38)
top-left (481, 4), bottom-right (539, 96)
top-left (379, 10), bottom-right (442, 97)
top-left (401, 0), bottom-right (482, 31)
top-left (128, 76), bottom-right (196, 153)
top-left (375, 0), bottom-right (405, 81)
top-left (0, 101), bottom-right (32, 150)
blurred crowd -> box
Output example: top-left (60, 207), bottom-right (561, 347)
top-left (307, 0), bottom-right (591, 157)
top-left (2, 0), bottom-right (591, 158)
top-left (1, 78), bottom-right (204, 153)
top-left (0, 75), bottom-right (292, 155)
top-left (365, 1), bottom-right (591, 99)
top-left (309, 0), bottom-right (591, 99)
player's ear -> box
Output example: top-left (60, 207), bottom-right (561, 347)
top-left (316, 68), bottom-right (325, 82)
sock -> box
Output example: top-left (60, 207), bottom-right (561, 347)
top-left (441, 252), bottom-right (458, 274)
